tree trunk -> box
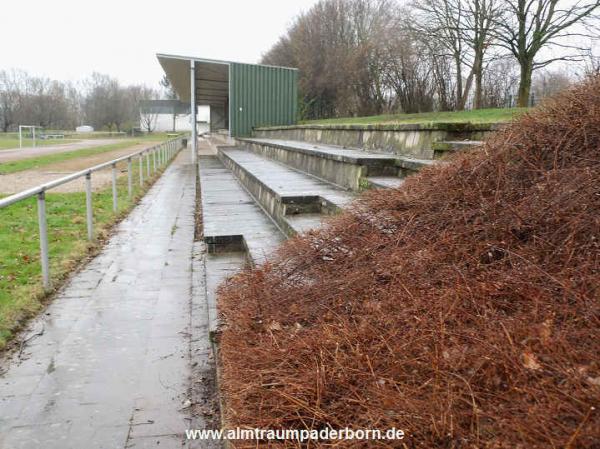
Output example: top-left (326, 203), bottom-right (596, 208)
top-left (473, 54), bottom-right (483, 109)
top-left (455, 53), bottom-right (464, 111)
top-left (474, 71), bottom-right (483, 109)
top-left (517, 60), bottom-right (533, 107)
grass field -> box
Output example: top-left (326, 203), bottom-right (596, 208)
top-left (0, 137), bottom-right (81, 151)
top-left (0, 136), bottom-right (167, 174)
top-left (302, 107), bottom-right (529, 125)
top-left (0, 156), bottom-right (173, 348)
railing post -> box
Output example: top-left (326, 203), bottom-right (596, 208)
top-left (146, 151), bottom-right (150, 178)
top-left (37, 191), bottom-right (50, 289)
top-left (85, 172), bottom-right (93, 241)
top-left (112, 163), bottom-right (118, 213)
top-left (152, 147), bottom-right (156, 173)
top-left (139, 154), bottom-right (144, 186)
top-left (127, 157), bottom-right (132, 198)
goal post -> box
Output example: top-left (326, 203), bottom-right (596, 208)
top-left (18, 125), bottom-right (44, 148)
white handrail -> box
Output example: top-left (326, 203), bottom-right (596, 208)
top-left (0, 135), bottom-right (189, 288)
top-left (0, 136), bottom-right (184, 208)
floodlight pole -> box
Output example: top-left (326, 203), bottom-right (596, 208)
top-left (190, 59), bottom-right (197, 165)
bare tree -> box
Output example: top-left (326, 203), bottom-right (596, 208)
top-left (414, 0), bottom-right (502, 110)
top-left (463, 0), bottom-right (503, 108)
top-left (159, 76), bottom-right (180, 130)
top-left (493, 0), bottom-right (600, 106)
top-left (382, 20), bottom-right (437, 112)
top-left (159, 75), bottom-right (177, 100)
top-left (531, 68), bottom-right (573, 100)
top-left (481, 56), bottom-right (520, 106)
top-left (262, 0), bottom-right (399, 118)
top-left (0, 70), bottom-right (23, 132)
top-left (413, 0), bottom-right (463, 109)
top-left (140, 109), bottom-right (158, 133)
top-left (83, 74), bottom-right (151, 132)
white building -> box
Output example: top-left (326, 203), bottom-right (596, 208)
top-left (139, 100), bottom-right (209, 133)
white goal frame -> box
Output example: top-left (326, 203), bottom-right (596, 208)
top-left (19, 125), bottom-right (44, 148)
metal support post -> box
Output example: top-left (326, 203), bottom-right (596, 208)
top-left (112, 163), bottom-right (118, 213)
top-left (139, 154), bottom-right (144, 186)
top-left (37, 191), bottom-right (50, 289)
top-left (127, 158), bottom-right (132, 198)
top-left (146, 151), bottom-right (150, 178)
top-left (85, 173), bottom-right (93, 240)
top-left (190, 60), bottom-right (197, 165)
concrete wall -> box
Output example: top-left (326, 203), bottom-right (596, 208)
top-left (253, 123), bottom-right (500, 159)
top-left (239, 139), bottom-right (389, 191)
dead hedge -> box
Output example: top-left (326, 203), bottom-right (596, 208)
top-left (217, 76), bottom-right (600, 448)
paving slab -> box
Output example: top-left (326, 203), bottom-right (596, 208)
top-left (242, 138), bottom-right (398, 163)
top-left (243, 138), bottom-right (434, 166)
top-left (367, 176), bottom-right (406, 189)
top-left (198, 155), bottom-right (285, 264)
top-left (218, 148), bottom-right (355, 209)
top-left (0, 150), bottom-right (217, 448)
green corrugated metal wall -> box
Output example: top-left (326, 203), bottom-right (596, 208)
top-left (229, 63), bottom-right (298, 137)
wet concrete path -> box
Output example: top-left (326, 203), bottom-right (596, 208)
top-left (0, 151), bottom-right (216, 448)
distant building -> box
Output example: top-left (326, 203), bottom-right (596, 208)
top-left (139, 100), bottom-right (208, 133)
top-left (157, 54), bottom-right (298, 137)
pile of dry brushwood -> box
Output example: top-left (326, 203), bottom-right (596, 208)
top-left (218, 76), bottom-right (600, 448)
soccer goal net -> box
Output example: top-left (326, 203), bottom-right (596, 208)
top-left (18, 125), bottom-right (44, 148)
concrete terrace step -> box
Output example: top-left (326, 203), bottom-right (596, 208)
top-left (433, 140), bottom-right (483, 159)
top-left (366, 176), bottom-right (406, 189)
top-left (244, 138), bottom-right (400, 163)
top-left (239, 138), bottom-right (433, 191)
top-left (284, 213), bottom-right (327, 234)
top-left (217, 147), bottom-right (355, 237)
top-left (198, 155), bottom-right (285, 265)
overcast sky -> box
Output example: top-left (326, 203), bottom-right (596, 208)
top-left (0, 0), bottom-right (319, 88)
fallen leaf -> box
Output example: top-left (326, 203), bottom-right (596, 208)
top-left (522, 351), bottom-right (542, 371)
top-left (586, 376), bottom-right (600, 387)
top-left (268, 321), bottom-right (282, 331)
top-left (539, 319), bottom-right (552, 344)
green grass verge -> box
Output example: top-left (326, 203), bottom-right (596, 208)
top-left (0, 139), bottom-right (165, 174)
top-left (301, 107), bottom-right (529, 125)
top-left (0, 157), bottom-right (173, 348)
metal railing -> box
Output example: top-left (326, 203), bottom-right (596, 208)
top-left (0, 135), bottom-right (187, 289)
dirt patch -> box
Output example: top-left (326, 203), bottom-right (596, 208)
top-left (218, 76), bottom-right (600, 448)
top-left (0, 143), bottom-right (150, 194)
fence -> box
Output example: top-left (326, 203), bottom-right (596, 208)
top-left (0, 135), bottom-right (187, 289)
